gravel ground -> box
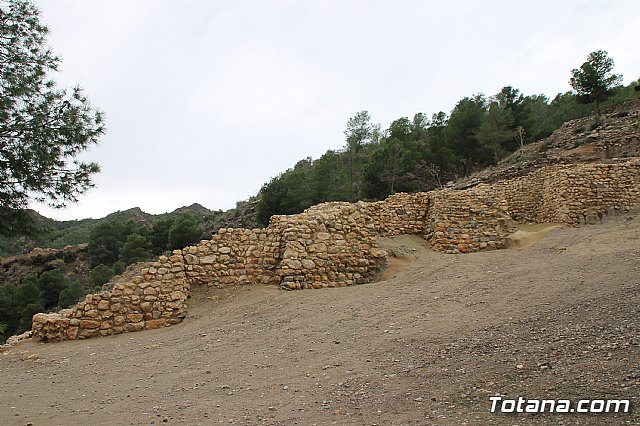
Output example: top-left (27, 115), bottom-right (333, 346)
top-left (0, 212), bottom-right (638, 425)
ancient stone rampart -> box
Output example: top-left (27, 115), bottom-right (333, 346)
top-left (491, 169), bottom-right (546, 223)
top-left (31, 160), bottom-right (640, 342)
top-left (426, 186), bottom-right (513, 254)
top-left (541, 162), bottom-right (640, 224)
top-left (274, 203), bottom-right (387, 290)
top-left (492, 160), bottom-right (640, 224)
top-left (353, 193), bottom-right (430, 236)
top-left (32, 252), bottom-right (189, 342)
top-left (183, 228), bottom-right (281, 287)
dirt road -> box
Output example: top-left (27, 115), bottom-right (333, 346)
top-left (1, 212), bottom-right (638, 425)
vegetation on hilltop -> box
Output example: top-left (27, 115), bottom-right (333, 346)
top-left (0, 201), bottom-right (261, 343)
top-left (256, 51), bottom-right (638, 225)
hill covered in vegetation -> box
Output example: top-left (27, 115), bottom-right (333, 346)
top-left (255, 78), bottom-right (639, 225)
top-left (0, 200), bottom-right (259, 343)
top-left (1, 50), bottom-right (637, 344)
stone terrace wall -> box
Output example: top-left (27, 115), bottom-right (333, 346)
top-left (32, 252), bottom-right (189, 342)
top-left (354, 193), bottom-right (430, 236)
top-left (31, 204), bottom-right (390, 341)
top-left (490, 160), bottom-right (640, 224)
top-left (30, 160), bottom-right (640, 342)
top-left (182, 228), bottom-right (281, 287)
top-left (274, 203), bottom-right (387, 290)
top-left (539, 161), bottom-right (640, 225)
top-left (426, 186), bottom-right (513, 254)
top-left (492, 169), bottom-right (545, 223)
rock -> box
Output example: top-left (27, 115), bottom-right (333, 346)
top-left (301, 259), bottom-right (315, 269)
top-left (125, 313), bottom-right (144, 323)
top-left (97, 300), bottom-right (110, 310)
top-left (283, 259), bottom-right (302, 269)
top-left (145, 319), bottom-right (166, 330)
top-left (79, 320), bottom-right (101, 329)
top-left (143, 286), bottom-right (157, 295)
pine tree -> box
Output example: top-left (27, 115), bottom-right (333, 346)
top-left (569, 50), bottom-right (622, 115)
top-left (1, 0), bottom-right (105, 235)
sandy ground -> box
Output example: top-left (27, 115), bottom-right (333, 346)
top-left (1, 212), bottom-right (639, 426)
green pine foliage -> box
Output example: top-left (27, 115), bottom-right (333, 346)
top-left (0, 0), bottom-right (105, 236)
top-left (570, 50), bottom-right (623, 115)
top-left (168, 214), bottom-right (203, 250)
top-left (256, 52), bottom-right (635, 224)
top-left (58, 280), bottom-right (84, 309)
top-left (0, 268), bottom-right (89, 343)
top-left (90, 264), bottom-right (115, 289)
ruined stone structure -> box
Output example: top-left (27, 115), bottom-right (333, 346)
top-left (32, 252), bottom-right (189, 341)
top-left (31, 160), bottom-right (640, 342)
top-left (492, 161), bottom-right (640, 225)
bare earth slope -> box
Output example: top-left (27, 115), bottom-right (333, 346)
top-left (1, 213), bottom-right (639, 425)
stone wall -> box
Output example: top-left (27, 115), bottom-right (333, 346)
top-left (274, 203), bottom-right (387, 290)
top-left (491, 160), bottom-right (640, 225)
top-left (540, 161), bottom-right (640, 225)
top-left (183, 228), bottom-right (281, 287)
top-left (426, 186), bottom-right (513, 254)
top-left (32, 252), bottom-right (189, 342)
top-left (30, 160), bottom-right (640, 343)
top-left (492, 169), bottom-right (545, 223)
top-left (31, 204), bottom-right (390, 341)
top-left (354, 193), bottom-right (430, 236)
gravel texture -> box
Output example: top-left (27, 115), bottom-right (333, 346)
top-left (0, 212), bottom-right (638, 425)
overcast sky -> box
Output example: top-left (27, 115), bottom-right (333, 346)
top-left (33, 0), bottom-right (639, 221)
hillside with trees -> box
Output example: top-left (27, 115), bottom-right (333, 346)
top-left (2, 46), bottom-right (637, 343)
top-left (0, 1), bottom-right (636, 348)
top-left (0, 201), bottom-right (260, 343)
top-left (256, 50), bottom-right (638, 225)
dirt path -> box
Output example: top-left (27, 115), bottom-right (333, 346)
top-left (1, 213), bottom-right (638, 425)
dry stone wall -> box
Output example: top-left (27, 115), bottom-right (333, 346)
top-left (426, 186), bottom-right (513, 254)
top-left (492, 169), bottom-right (546, 223)
top-left (491, 160), bottom-right (640, 224)
top-left (183, 228), bottom-right (281, 287)
top-left (30, 160), bottom-right (640, 343)
top-left (274, 203), bottom-right (387, 290)
top-left (539, 161), bottom-right (640, 225)
top-left (354, 193), bottom-right (430, 236)
top-left (32, 252), bottom-right (189, 342)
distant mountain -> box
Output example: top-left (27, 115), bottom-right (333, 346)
top-left (0, 201), bottom-right (259, 258)
top-left (168, 203), bottom-right (216, 217)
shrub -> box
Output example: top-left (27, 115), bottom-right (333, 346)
top-left (58, 280), bottom-right (85, 308)
top-left (90, 264), bottom-right (115, 288)
top-left (589, 117), bottom-right (604, 130)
